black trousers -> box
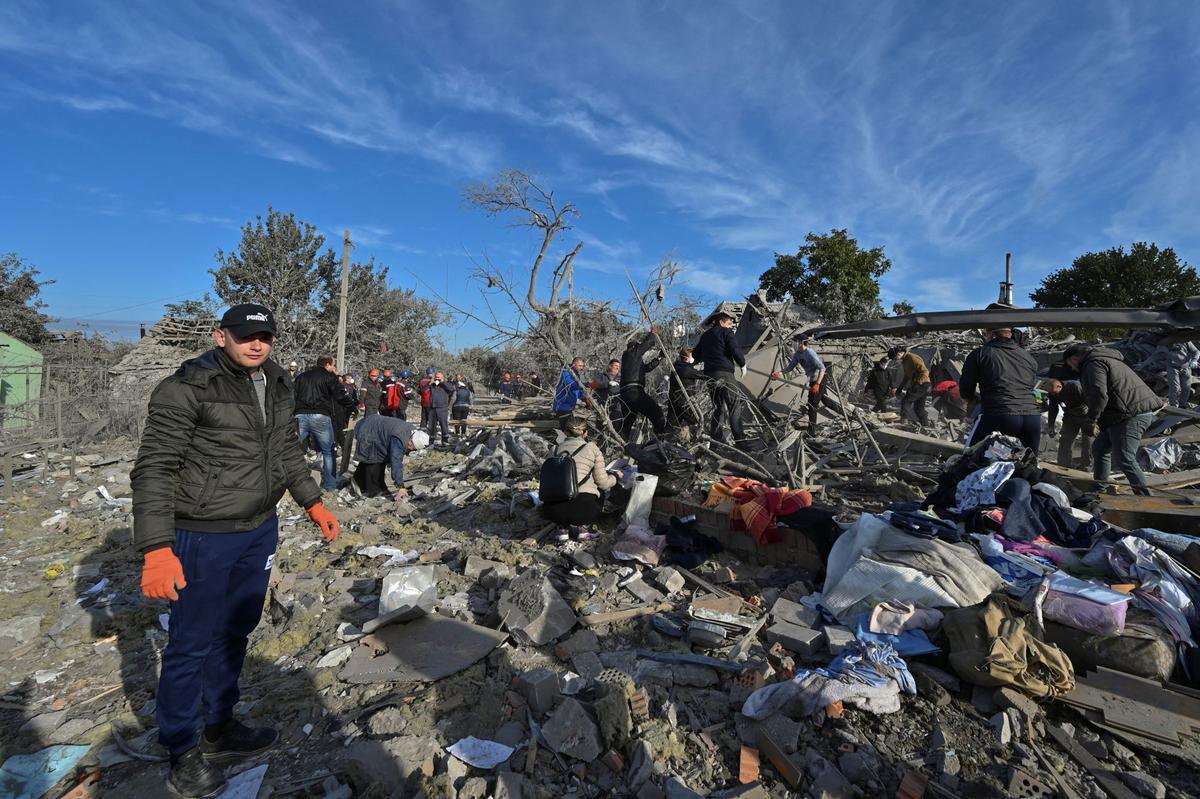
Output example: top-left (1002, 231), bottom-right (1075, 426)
top-left (543, 493), bottom-right (602, 526)
top-left (617, 386), bottom-right (666, 438)
top-left (427, 406), bottom-right (450, 443)
top-left (708, 372), bottom-right (745, 443)
top-left (353, 461), bottom-right (390, 497)
top-left (900, 382), bottom-right (930, 425)
top-left (805, 366), bottom-right (832, 432)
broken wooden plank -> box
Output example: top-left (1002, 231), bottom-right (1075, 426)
top-left (1045, 725), bottom-right (1137, 799)
top-left (579, 602), bottom-right (673, 627)
top-left (1099, 494), bottom-right (1200, 535)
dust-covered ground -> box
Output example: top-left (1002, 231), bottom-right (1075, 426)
top-left (2, 431), bottom-right (1199, 799)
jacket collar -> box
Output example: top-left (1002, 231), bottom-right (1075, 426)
top-left (179, 347), bottom-right (290, 388)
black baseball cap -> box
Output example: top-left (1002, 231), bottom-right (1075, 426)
top-left (219, 303), bottom-right (277, 337)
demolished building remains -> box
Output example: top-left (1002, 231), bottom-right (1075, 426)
top-left (3, 293), bottom-right (1200, 799)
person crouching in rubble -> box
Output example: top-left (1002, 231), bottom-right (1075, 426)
top-left (353, 414), bottom-right (430, 498)
top-left (1065, 343), bottom-right (1164, 496)
top-left (959, 327), bottom-right (1041, 452)
top-left (669, 347), bottom-right (708, 442)
top-left (889, 345), bottom-right (931, 427)
top-left (864, 356), bottom-right (895, 412)
top-left (1045, 378), bottom-right (1093, 471)
top-left (131, 303), bottom-right (342, 798)
top-left (771, 334), bottom-right (828, 435)
top-left (545, 415), bottom-right (617, 542)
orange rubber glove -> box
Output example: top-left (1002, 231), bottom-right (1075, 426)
top-left (810, 382), bottom-right (822, 395)
top-left (307, 502), bottom-right (340, 541)
top-left (770, 371), bottom-right (782, 379)
top-left (142, 548), bottom-right (186, 600)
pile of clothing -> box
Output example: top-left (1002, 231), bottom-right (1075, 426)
top-left (703, 476), bottom-right (813, 544)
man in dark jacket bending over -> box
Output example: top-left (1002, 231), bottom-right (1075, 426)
top-left (131, 304), bottom-right (341, 797)
top-left (696, 311), bottom-right (746, 444)
top-left (1065, 343), bottom-right (1164, 495)
top-left (353, 415), bottom-right (430, 497)
top-left (617, 331), bottom-right (667, 438)
top-left (959, 328), bottom-right (1041, 452)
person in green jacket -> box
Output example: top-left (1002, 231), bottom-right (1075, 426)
top-left (131, 304), bottom-right (340, 797)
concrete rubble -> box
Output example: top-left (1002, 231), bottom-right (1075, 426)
top-left (4, 301), bottom-right (1200, 798)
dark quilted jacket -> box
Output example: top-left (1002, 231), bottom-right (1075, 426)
top-left (131, 348), bottom-right (321, 552)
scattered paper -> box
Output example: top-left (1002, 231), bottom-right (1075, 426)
top-left (357, 545), bottom-right (419, 566)
top-left (220, 763), bottom-right (268, 799)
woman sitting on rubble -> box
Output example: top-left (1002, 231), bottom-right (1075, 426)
top-left (545, 415), bottom-right (617, 542)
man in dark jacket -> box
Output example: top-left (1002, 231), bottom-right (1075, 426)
top-left (668, 347), bottom-right (708, 441)
top-left (1065, 344), bottom-right (1164, 495)
top-left (425, 369), bottom-right (454, 445)
top-left (864, 356), bottom-right (897, 412)
top-left (1046, 378), bottom-right (1093, 470)
top-left (617, 332), bottom-right (667, 439)
top-left (353, 415), bottom-right (429, 497)
top-left (959, 329), bottom-right (1041, 451)
top-left (418, 368), bottom-right (435, 425)
top-left (293, 355), bottom-right (357, 490)
top-left (131, 304), bottom-right (340, 797)
top-left (362, 369), bottom-right (385, 417)
top-left (696, 311), bottom-right (746, 443)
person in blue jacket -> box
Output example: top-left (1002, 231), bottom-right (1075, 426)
top-left (553, 357), bottom-right (589, 426)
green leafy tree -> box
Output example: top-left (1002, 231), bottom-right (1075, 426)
top-left (1030, 242), bottom-right (1200, 309)
top-left (891, 300), bottom-right (915, 316)
top-left (759, 229), bottom-right (892, 324)
top-left (211, 207), bottom-right (338, 362)
top-left (0, 252), bottom-right (54, 343)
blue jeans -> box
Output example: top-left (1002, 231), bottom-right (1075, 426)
top-left (1094, 412), bottom-right (1155, 495)
top-left (296, 413), bottom-right (337, 489)
top-left (157, 517), bottom-right (278, 754)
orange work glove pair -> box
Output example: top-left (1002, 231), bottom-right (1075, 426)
top-left (307, 502), bottom-right (340, 541)
top-left (142, 548), bottom-right (187, 600)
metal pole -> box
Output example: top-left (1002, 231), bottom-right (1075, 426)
top-left (335, 230), bottom-right (352, 370)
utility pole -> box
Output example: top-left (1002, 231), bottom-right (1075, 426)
top-left (336, 230), bottom-right (351, 370)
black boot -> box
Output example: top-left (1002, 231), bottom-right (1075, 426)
top-left (168, 747), bottom-right (226, 798)
top-left (199, 719), bottom-right (279, 764)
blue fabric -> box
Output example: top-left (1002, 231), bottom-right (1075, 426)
top-left (887, 509), bottom-right (962, 543)
top-left (995, 477), bottom-right (1084, 545)
top-left (824, 639), bottom-right (916, 695)
top-left (553, 368), bottom-right (586, 413)
top-left (296, 412), bottom-right (337, 489)
top-left (157, 516), bottom-right (279, 754)
top-left (854, 613), bottom-right (940, 657)
top-left (0, 745), bottom-right (92, 799)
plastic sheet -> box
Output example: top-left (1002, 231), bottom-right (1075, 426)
top-left (622, 473), bottom-right (660, 528)
top-left (379, 565), bottom-right (437, 616)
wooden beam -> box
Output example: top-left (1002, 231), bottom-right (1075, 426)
top-left (1099, 494), bottom-right (1200, 535)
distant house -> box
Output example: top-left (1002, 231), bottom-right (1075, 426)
top-left (0, 333), bottom-right (45, 431)
top-left (109, 316), bottom-right (215, 407)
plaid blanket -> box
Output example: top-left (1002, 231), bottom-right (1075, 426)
top-left (704, 476), bottom-right (813, 544)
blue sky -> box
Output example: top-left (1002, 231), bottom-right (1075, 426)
top-left (2, 1), bottom-right (1199, 346)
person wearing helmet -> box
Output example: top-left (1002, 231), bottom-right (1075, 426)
top-left (363, 369), bottom-right (385, 417)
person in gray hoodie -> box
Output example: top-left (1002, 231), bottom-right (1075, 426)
top-left (1064, 344), bottom-right (1164, 495)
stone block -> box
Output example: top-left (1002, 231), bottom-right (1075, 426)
top-left (465, 556), bottom-right (514, 580)
top-left (624, 576), bottom-right (666, 605)
top-left (823, 625), bottom-right (854, 655)
top-left (554, 629), bottom-right (600, 660)
top-left (0, 616), bottom-right (42, 649)
top-left (651, 566), bottom-right (686, 595)
top-left (495, 772), bottom-right (526, 799)
top-left (664, 776), bottom-right (705, 798)
top-left (770, 597), bottom-right (821, 628)
top-left (765, 621), bottom-right (824, 657)
top-left (541, 698), bottom-right (603, 762)
top-left (518, 668), bottom-right (560, 716)
top-left (572, 652), bottom-right (604, 680)
top-left (498, 571), bottom-right (577, 646)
